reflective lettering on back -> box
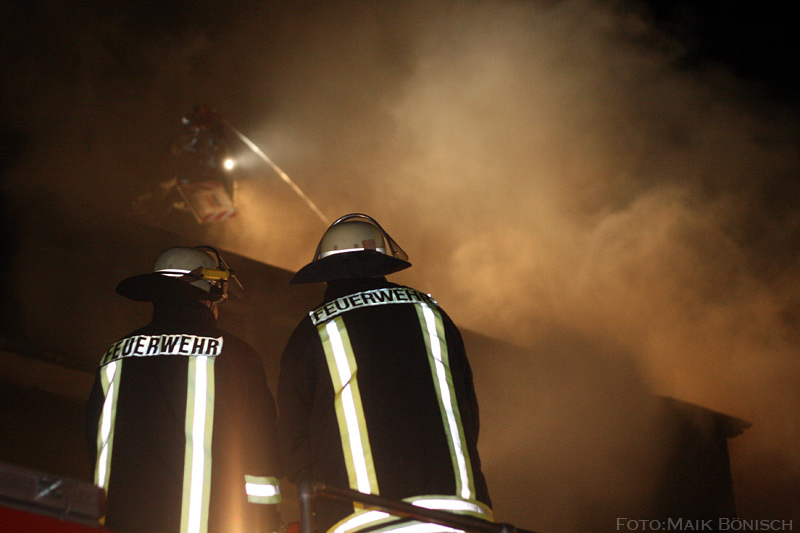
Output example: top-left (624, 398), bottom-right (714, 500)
top-left (100, 334), bottom-right (224, 364)
top-left (310, 288), bottom-right (438, 325)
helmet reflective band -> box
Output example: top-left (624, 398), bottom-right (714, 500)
top-left (156, 269), bottom-right (196, 278)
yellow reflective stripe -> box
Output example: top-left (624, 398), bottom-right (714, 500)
top-left (318, 317), bottom-right (379, 496)
top-left (330, 509), bottom-right (394, 533)
top-left (329, 495), bottom-right (493, 533)
top-left (245, 475), bottom-right (281, 504)
top-left (181, 356), bottom-right (216, 533)
top-left (408, 495), bottom-right (493, 521)
top-left (416, 304), bottom-right (475, 500)
top-left (95, 361), bottom-right (122, 492)
top-left (368, 523), bottom-right (463, 533)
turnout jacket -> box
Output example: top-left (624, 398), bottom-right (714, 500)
top-left (278, 278), bottom-right (492, 533)
top-left (85, 299), bottom-right (281, 533)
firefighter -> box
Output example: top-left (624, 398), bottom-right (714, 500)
top-left (278, 214), bottom-right (492, 533)
top-left (85, 246), bottom-right (282, 533)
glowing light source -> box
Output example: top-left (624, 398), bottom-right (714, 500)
top-left (223, 158), bottom-right (235, 171)
top-left (223, 120), bottom-right (329, 225)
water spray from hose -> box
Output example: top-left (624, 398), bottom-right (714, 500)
top-left (224, 120), bottom-right (330, 226)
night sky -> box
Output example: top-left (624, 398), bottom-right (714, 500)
top-left (1, 0), bottom-right (799, 530)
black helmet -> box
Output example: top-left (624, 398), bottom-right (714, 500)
top-left (290, 214), bottom-right (411, 284)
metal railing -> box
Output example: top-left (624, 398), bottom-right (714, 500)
top-left (297, 482), bottom-right (538, 533)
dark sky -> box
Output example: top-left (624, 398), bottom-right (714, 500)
top-left (644, 2), bottom-right (798, 102)
top-left (2, 0), bottom-right (800, 529)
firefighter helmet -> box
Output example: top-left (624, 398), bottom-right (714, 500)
top-left (291, 213), bottom-right (411, 284)
top-left (116, 246), bottom-right (233, 302)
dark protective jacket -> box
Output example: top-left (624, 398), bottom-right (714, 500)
top-left (278, 277), bottom-right (492, 533)
top-left (85, 299), bottom-right (281, 533)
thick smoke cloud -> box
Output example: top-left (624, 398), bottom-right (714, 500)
top-left (3, 0), bottom-right (799, 529)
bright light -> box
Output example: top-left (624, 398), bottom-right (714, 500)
top-left (223, 158), bottom-right (235, 171)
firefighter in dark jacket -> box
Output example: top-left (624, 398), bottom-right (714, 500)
top-left (85, 246), bottom-right (282, 533)
top-left (278, 214), bottom-right (492, 533)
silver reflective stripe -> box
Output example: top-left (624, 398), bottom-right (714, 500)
top-left (330, 495), bottom-right (493, 533)
top-left (417, 304), bottom-right (475, 500)
top-left (155, 268), bottom-right (191, 277)
top-left (181, 356), bottom-right (216, 533)
top-left (317, 295), bottom-right (482, 526)
top-left (320, 246), bottom-right (386, 258)
top-left (319, 318), bottom-right (379, 496)
top-left (245, 475), bottom-right (281, 504)
top-left (409, 496), bottom-right (493, 520)
top-left (95, 361), bottom-right (122, 491)
top-left (371, 523), bottom-right (463, 533)
top-left (331, 509), bottom-right (392, 533)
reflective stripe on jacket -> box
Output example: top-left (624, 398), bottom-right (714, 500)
top-left (329, 495), bottom-right (494, 533)
top-left (278, 278), bottom-right (492, 533)
top-left (87, 299), bottom-right (281, 533)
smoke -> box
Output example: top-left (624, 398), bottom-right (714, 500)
top-left (3, 0), bottom-right (800, 528)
